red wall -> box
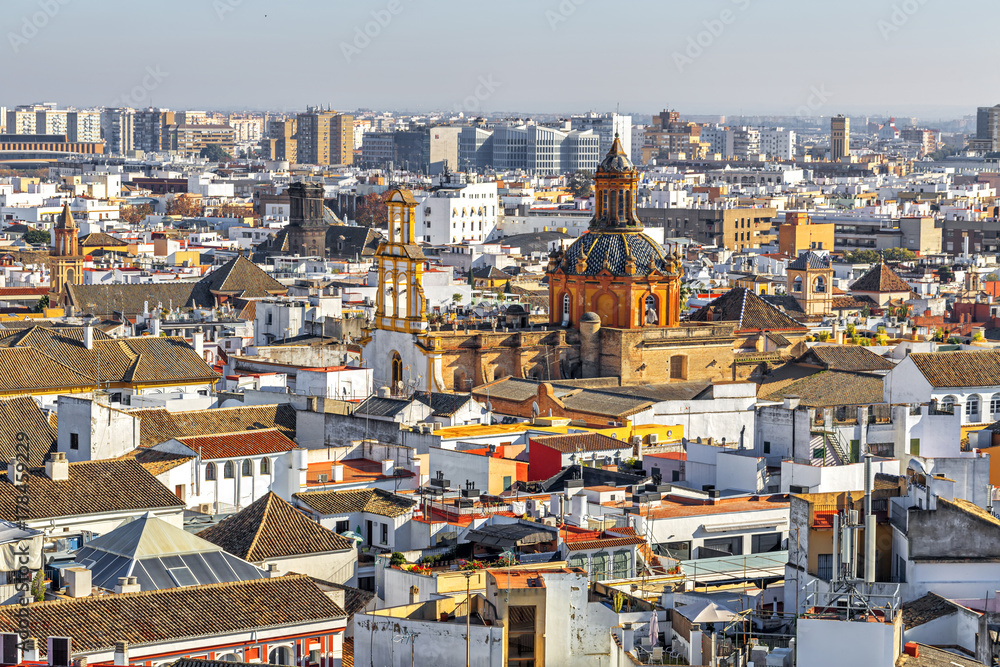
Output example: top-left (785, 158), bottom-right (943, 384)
top-left (527, 441), bottom-right (563, 482)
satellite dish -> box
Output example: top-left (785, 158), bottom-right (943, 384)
top-left (396, 380), bottom-right (404, 389)
top-left (486, 401), bottom-right (493, 412)
top-left (531, 401), bottom-right (539, 417)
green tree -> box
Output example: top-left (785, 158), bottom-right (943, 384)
top-left (938, 266), bottom-right (955, 283)
top-left (883, 247), bottom-right (916, 262)
top-left (31, 568), bottom-right (45, 602)
top-left (452, 293), bottom-right (463, 305)
top-left (22, 228), bottom-right (49, 245)
top-left (199, 144), bottom-right (231, 162)
top-left (843, 249), bottom-right (881, 264)
top-left (568, 170), bottom-right (593, 198)
top-left (389, 552), bottom-right (406, 566)
top-left (33, 295), bottom-right (49, 313)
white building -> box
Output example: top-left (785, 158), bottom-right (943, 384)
top-left (414, 179), bottom-right (499, 245)
top-left (759, 128), bottom-right (796, 160)
top-left (255, 295), bottom-right (343, 345)
top-left (571, 111), bottom-right (632, 159)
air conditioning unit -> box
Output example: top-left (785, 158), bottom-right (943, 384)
top-left (630, 435), bottom-right (642, 446)
top-left (197, 503), bottom-right (213, 514)
top-left (47, 638), bottom-right (71, 667)
top-left (0, 633), bottom-right (21, 666)
top-left (317, 473), bottom-right (329, 483)
top-left (648, 434), bottom-right (660, 444)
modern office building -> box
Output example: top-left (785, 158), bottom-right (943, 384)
top-left (458, 123), bottom-right (599, 175)
top-left (101, 108), bottom-right (135, 155)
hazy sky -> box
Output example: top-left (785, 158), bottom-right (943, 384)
top-left (2, 0), bottom-right (993, 119)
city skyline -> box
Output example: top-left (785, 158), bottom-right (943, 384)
top-left (1, 0), bottom-right (995, 118)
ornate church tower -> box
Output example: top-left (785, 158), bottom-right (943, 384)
top-left (547, 135), bottom-right (682, 329)
top-left (375, 189), bottom-right (427, 334)
top-left (50, 202), bottom-right (83, 306)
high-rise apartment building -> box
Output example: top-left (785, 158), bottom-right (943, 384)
top-left (134, 108), bottom-right (175, 152)
top-left (101, 108), bottom-right (135, 155)
top-left (831, 114), bottom-right (850, 160)
top-left (643, 109), bottom-right (708, 160)
top-left (294, 109), bottom-right (354, 165)
top-left (265, 118), bottom-right (298, 163)
top-left (971, 105), bottom-right (1000, 152)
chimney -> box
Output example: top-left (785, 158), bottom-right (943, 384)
top-left (331, 463), bottom-right (344, 483)
top-left (622, 623), bottom-right (635, 652)
top-left (192, 327), bottom-right (204, 358)
top-left (113, 643), bottom-right (128, 667)
top-left (382, 459), bottom-right (394, 476)
top-left (150, 315), bottom-right (160, 337)
top-left (46, 453), bottom-right (68, 482)
top-left (114, 576), bottom-right (140, 594)
top-left (7, 458), bottom-right (23, 485)
top-left (64, 567), bottom-right (91, 598)
top-left (783, 395), bottom-right (801, 411)
top-left (265, 563), bottom-right (281, 578)
top-left (378, 386), bottom-right (391, 398)
top-left (22, 639), bottom-right (37, 662)
top-left (83, 322), bottom-right (94, 350)
top-left (73, 659), bottom-right (86, 667)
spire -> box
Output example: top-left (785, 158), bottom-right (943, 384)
top-left (57, 201), bottom-right (76, 230)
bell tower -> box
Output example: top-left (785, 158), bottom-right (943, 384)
top-left (375, 189), bottom-right (427, 333)
top-left (50, 201), bottom-right (83, 307)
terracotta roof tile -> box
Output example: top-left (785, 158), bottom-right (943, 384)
top-left (0, 459), bottom-right (184, 520)
top-left (177, 428), bottom-right (297, 459)
top-left (531, 432), bottom-right (628, 454)
top-left (0, 575), bottom-right (344, 655)
top-left (295, 488), bottom-right (415, 519)
top-left (198, 492), bottom-right (354, 561)
top-left (0, 395), bottom-right (56, 466)
top-left (849, 263), bottom-right (913, 293)
top-left (130, 404), bottom-right (297, 448)
top-left (689, 287), bottom-right (807, 332)
top-left (760, 370), bottom-right (885, 407)
top-left (908, 349), bottom-right (1000, 388)
top-left (797, 345), bottom-right (895, 372)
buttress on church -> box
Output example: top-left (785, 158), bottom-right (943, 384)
top-left (360, 136), bottom-right (760, 394)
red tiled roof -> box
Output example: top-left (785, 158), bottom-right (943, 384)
top-left (564, 536), bottom-right (646, 551)
top-left (177, 428), bottom-right (297, 459)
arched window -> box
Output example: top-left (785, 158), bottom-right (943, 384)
top-left (260, 458), bottom-right (271, 475)
top-left (591, 551), bottom-right (609, 581)
top-left (241, 459), bottom-right (252, 477)
top-left (562, 293), bottom-right (571, 324)
top-left (991, 393), bottom-right (1000, 417)
top-left (223, 461), bottom-right (234, 479)
top-left (268, 648), bottom-right (293, 666)
top-left (205, 463), bottom-right (216, 481)
top-left (612, 550), bottom-right (631, 579)
top-left (644, 294), bottom-right (659, 326)
top-left (814, 276), bottom-right (827, 293)
top-left (966, 394), bottom-right (981, 420)
top-left (391, 351), bottom-right (403, 391)
top-left (940, 395), bottom-right (957, 414)
top-left (793, 276), bottom-right (803, 292)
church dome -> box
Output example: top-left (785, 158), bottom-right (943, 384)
top-left (559, 230), bottom-right (676, 277)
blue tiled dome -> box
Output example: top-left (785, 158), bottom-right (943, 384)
top-left (559, 231), bottom-right (675, 277)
